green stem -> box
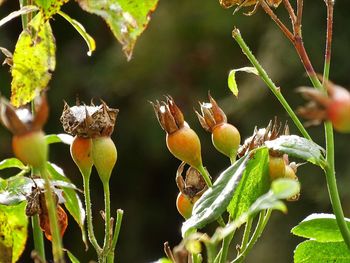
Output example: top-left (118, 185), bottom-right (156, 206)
top-left (323, 130), bottom-right (350, 248)
top-left (197, 165), bottom-right (213, 187)
top-left (231, 210), bottom-right (271, 263)
top-left (82, 171), bottom-right (102, 254)
top-left (107, 209), bottom-right (124, 263)
top-left (31, 214), bottom-right (46, 260)
top-left (231, 28), bottom-right (312, 141)
top-left (319, 0), bottom-right (350, 249)
top-left (40, 165), bottom-right (64, 263)
top-left (218, 230), bottom-right (234, 263)
top-left (239, 216), bottom-right (253, 254)
top-left (102, 180), bottom-right (112, 258)
top-left (204, 242), bottom-right (216, 263)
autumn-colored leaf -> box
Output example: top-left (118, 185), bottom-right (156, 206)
top-left (76, 0), bottom-right (159, 60)
top-left (11, 13), bottom-right (56, 107)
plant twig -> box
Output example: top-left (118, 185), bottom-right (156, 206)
top-left (40, 166), bottom-right (65, 263)
top-left (31, 215), bottom-right (46, 260)
top-left (231, 210), bottom-right (271, 263)
top-left (82, 171), bottom-right (102, 254)
top-left (259, 0), bottom-right (294, 42)
top-left (296, 0), bottom-right (303, 34)
top-left (232, 28), bottom-right (312, 140)
top-left (282, 0), bottom-right (296, 25)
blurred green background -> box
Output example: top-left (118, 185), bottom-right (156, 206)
top-left (1, 1), bottom-right (350, 262)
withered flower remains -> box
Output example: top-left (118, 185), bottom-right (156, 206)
top-left (0, 93), bottom-right (48, 135)
top-left (297, 81), bottom-right (350, 133)
top-left (196, 93), bottom-right (240, 161)
top-left (60, 100), bottom-right (119, 138)
top-left (238, 118), bottom-right (289, 158)
top-left (151, 96), bottom-right (203, 169)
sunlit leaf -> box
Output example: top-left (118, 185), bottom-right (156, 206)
top-left (0, 5), bottom-right (39, 28)
top-left (76, 0), bottom-right (159, 60)
top-left (34, 0), bottom-right (69, 20)
top-left (294, 240), bottom-right (350, 263)
top-left (181, 153), bottom-right (251, 236)
top-left (265, 135), bottom-right (326, 168)
top-left (0, 202), bottom-right (28, 263)
top-left (227, 147), bottom-right (270, 220)
top-left (153, 259), bottom-right (173, 263)
top-left (11, 13), bottom-right (56, 106)
top-left (0, 158), bottom-right (27, 171)
top-left (211, 179), bottom-right (300, 242)
top-left (58, 11), bottom-right (96, 56)
top-left (0, 173), bottom-right (78, 205)
top-left (291, 213), bottom-right (350, 242)
top-left (46, 162), bottom-right (88, 248)
top-left (45, 133), bottom-right (73, 145)
top-left (227, 67), bottom-right (258, 97)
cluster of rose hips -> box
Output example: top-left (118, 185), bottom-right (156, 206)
top-left (152, 94), bottom-right (300, 219)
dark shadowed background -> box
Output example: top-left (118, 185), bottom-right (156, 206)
top-left (1, 1), bottom-right (350, 262)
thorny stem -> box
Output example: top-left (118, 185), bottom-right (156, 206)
top-left (102, 181), bottom-right (112, 259)
top-left (107, 209), bottom-right (124, 263)
top-left (40, 166), bottom-right (65, 263)
top-left (259, 0), bottom-right (294, 42)
top-left (31, 215), bottom-right (46, 260)
top-left (231, 210), bottom-right (271, 263)
top-left (321, 0), bottom-right (350, 249)
top-left (263, 0), bottom-right (350, 249)
top-left (282, 0), bottom-right (296, 25)
top-left (82, 171), bottom-right (102, 254)
top-left (232, 28), bottom-right (312, 140)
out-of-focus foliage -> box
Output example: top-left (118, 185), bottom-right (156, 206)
top-left (11, 13), bottom-right (55, 106)
top-left (0, 202), bottom-right (28, 263)
top-left (76, 0), bottom-right (159, 60)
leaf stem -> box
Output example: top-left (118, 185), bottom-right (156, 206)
top-left (231, 28), bottom-right (312, 140)
top-left (40, 165), bottom-right (64, 263)
top-left (31, 214), bottom-right (46, 260)
top-left (239, 216), bottom-right (253, 254)
top-left (82, 171), bottom-right (102, 254)
top-left (231, 209), bottom-right (271, 263)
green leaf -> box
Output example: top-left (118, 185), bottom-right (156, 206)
top-left (211, 178), bottom-right (300, 242)
top-left (45, 133), bottom-right (73, 145)
top-left (11, 13), bottom-right (56, 106)
top-left (294, 240), bottom-right (350, 263)
top-left (66, 249), bottom-right (80, 263)
top-left (265, 135), bottom-right (326, 168)
top-left (227, 67), bottom-right (258, 97)
top-left (0, 5), bottom-right (39, 28)
top-left (46, 162), bottom-right (88, 248)
top-left (291, 213), bottom-right (350, 242)
top-left (0, 202), bottom-right (28, 263)
top-left (227, 147), bottom-right (270, 220)
top-left (34, 0), bottom-right (69, 20)
top-left (181, 153), bottom-right (251, 236)
top-left (76, 0), bottom-right (159, 60)
top-left (0, 158), bottom-right (27, 171)
top-left (249, 178), bottom-right (300, 215)
top-left (58, 11), bottom-right (96, 56)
